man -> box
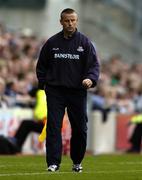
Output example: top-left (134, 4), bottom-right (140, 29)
top-left (13, 89), bottom-right (47, 152)
top-left (126, 114), bottom-right (142, 153)
top-left (0, 88), bottom-right (47, 155)
top-left (36, 8), bottom-right (100, 172)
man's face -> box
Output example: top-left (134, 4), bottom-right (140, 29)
top-left (60, 12), bottom-right (78, 34)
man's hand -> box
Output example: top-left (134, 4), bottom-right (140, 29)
top-left (82, 79), bottom-right (93, 89)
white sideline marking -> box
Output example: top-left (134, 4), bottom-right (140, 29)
top-left (0, 170), bottom-right (142, 177)
top-left (1, 161), bottom-right (142, 168)
top-left (98, 162), bottom-right (142, 165)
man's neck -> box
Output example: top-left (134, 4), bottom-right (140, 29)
top-left (63, 30), bottom-right (76, 39)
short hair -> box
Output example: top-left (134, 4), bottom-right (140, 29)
top-left (60, 8), bottom-right (77, 19)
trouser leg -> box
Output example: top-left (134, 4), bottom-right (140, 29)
top-left (67, 92), bottom-right (88, 164)
top-left (130, 124), bottom-right (142, 152)
top-left (14, 120), bottom-right (44, 148)
top-left (45, 88), bottom-right (65, 166)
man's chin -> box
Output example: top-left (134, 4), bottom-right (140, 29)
top-left (67, 29), bottom-right (75, 34)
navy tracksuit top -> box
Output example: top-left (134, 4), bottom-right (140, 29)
top-left (36, 30), bottom-right (100, 89)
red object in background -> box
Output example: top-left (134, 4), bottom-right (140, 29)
top-left (116, 114), bottom-right (135, 151)
top-left (62, 113), bottom-right (71, 155)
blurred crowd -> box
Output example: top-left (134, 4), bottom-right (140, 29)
top-left (91, 54), bottom-right (142, 115)
top-left (0, 23), bottom-right (46, 108)
top-left (0, 23), bottom-right (142, 115)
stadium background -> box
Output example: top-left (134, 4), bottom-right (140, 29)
top-left (0, 0), bottom-right (142, 155)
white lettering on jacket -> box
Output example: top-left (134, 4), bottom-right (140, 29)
top-left (54, 53), bottom-right (79, 60)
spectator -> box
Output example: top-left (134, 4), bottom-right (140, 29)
top-left (126, 114), bottom-right (142, 153)
top-left (0, 89), bottom-right (46, 154)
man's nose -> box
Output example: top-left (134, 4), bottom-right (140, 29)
top-left (68, 21), bottom-right (72, 26)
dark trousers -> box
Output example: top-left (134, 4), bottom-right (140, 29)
top-left (45, 86), bottom-right (88, 166)
top-left (129, 123), bottom-right (142, 152)
top-left (14, 120), bottom-right (44, 149)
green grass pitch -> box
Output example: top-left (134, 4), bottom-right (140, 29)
top-left (0, 154), bottom-right (142, 180)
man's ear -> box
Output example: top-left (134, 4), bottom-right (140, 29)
top-left (60, 19), bottom-right (63, 25)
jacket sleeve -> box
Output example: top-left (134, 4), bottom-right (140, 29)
top-left (83, 41), bottom-right (100, 87)
top-left (36, 42), bottom-right (49, 89)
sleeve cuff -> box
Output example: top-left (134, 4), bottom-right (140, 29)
top-left (92, 80), bottom-right (97, 87)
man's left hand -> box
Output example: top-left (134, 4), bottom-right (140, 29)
top-left (82, 79), bottom-right (93, 89)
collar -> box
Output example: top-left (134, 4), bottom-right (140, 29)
top-left (61, 29), bottom-right (78, 40)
